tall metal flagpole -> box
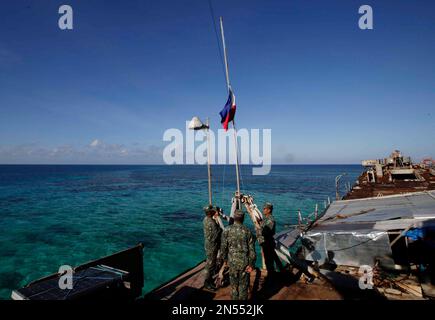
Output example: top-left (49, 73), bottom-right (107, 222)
top-left (219, 17), bottom-right (231, 90)
top-left (206, 118), bottom-right (212, 206)
top-left (218, 16), bottom-right (266, 271)
top-left (219, 16), bottom-right (241, 209)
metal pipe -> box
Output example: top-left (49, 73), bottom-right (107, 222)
top-left (219, 17), bottom-right (231, 91)
top-left (335, 173), bottom-right (347, 200)
top-left (232, 122), bottom-right (241, 209)
top-left (219, 16), bottom-right (241, 209)
top-left (206, 118), bottom-right (212, 206)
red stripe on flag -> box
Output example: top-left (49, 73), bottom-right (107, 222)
top-left (222, 105), bottom-right (236, 131)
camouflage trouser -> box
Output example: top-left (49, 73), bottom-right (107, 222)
top-left (229, 269), bottom-right (250, 300)
top-left (204, 248), bottom-right (218, 285)
top-left (262, 241), bottom-right (283, 274)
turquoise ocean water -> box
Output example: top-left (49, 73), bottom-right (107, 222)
top-left (0, 164), bottom-right (362, 299)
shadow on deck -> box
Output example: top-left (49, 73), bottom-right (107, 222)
top-left (144, 261), bottom-right (353, 301)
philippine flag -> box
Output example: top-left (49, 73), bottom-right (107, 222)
top-left (219, 89), bottom-right (236, 131)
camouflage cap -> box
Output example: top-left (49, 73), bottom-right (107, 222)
top-left (204, 205), bottom-right (217, 215)
top-left (263, 202), bottom-right (273, 211)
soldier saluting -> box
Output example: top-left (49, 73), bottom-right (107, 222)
top-left (203, 205), bottom-right (222, 291)
top-left (221, 210), bottom-right (256, 300)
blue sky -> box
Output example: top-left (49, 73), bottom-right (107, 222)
top-left (0, 0), bottom-right (434, 164)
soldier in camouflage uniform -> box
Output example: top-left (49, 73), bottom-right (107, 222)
top-left (221, 210), bottom-right (256, 300)
top-left (260, 202), bottom-right (283, 277)
top-left (203, 205), bottom-right (222, 291)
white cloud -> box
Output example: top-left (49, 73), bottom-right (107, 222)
top-left (0, 142), bottom-right (164, 164)
top-left (89, 139), bottom-right (100, 147)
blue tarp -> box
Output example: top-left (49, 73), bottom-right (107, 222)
top-left (405, 228), bottom-right (424, 241)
